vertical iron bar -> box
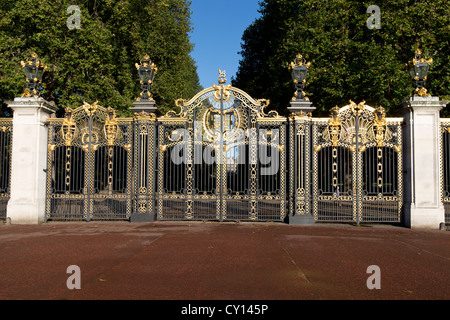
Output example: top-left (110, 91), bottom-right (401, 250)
top-left (87, 113), bottom-right (93, 221)
top-left (219, 86), bottom-right (224, 222)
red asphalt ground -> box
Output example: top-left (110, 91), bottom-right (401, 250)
top-left (0, 221), bottom-right (448, 301)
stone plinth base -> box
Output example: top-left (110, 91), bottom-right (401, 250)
top-left (404, 205), bottom-right (445, 229)
top-left (288, 214), bottom-right (315, 225)
top-left (130, 213), bottom-right (156, 223)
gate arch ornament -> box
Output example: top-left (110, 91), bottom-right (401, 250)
top-left (157, 71), bottom-right (287, 221)
top-left (312, 100), bottom-right (403, 223)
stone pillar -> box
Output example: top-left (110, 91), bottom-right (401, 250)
top-left (403, 96), bottom-right (448, 229)
top-left (6, 97), bottom-right (57, 224)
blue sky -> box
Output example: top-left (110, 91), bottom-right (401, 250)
top-left (189, 0), bottom-right (262, 89)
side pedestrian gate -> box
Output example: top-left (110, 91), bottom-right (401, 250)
top-left (310, 101), bottom-right (403, 223)
top-left (157, 78), bottom-right (287, 221)
top-left (46, 102), bottom-right (133, 221)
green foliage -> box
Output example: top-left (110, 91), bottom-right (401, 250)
top-left (232, 0), bottom-right (449, 116)
top-left (0, 0), bottom-right (201, 116)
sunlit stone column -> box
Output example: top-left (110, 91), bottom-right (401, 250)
top-left (403, 96), bottom-right (448, 229)
top-left (6, 97), bottom-right (57, 224)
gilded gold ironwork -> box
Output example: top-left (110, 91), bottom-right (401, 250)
top-left (135, 54), bottom-right (158, 73)
top-left (328, 106), bottom-right (341, 147)
top-left (289, 54), bottom-right (311, 82)
top-left (212, 70), bottom-right (232, 102)
top-left (135, 54), bottom-right (158, 102)
top-left (133, 111), bottom-right (156, 120)
top-left (408, 49), bottom-right (433, 97)
top-left (218, 69), bottom-right (227, 84)
top-left (290, 114), bottom-right (312, 217)
top-left (321, 101), bottom-right (394, 149)
top-left (82, 101), bottom-right (99, 116)
top-left (349, 100), bottom-right (366, 115)
top-left (289, 54), bottom-right (311, 101)
top-left (45, 102), bottom-right (134, 221)
top-left (373, 106), bottom-right (387, 147)
top-left (20, 53), bottom-right (47, 98)
top-left (104, 108), bottom-right (118, 146)
top-left (415, 87), bottom-right (431, 97)
top-left (312, 100), bottom-right (403, 223)
top-left (157, 79), bottom-right (287, 222)
top-left (292, 92), bottom-right (310, 102)
top-left (21, 88), bottom-right (33, 98)
top-left (212, 83), bottom-right (232, 103)
top-left (61, 108), bottom-right (78, 146)
top-left (411, 49), bottom-right (433, 68)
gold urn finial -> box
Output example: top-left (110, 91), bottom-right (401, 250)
top-left (218, 69), bottom-right (227, 84)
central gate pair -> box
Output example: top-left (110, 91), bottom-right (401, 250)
top-left (157, 79), bottom-right (287, 221)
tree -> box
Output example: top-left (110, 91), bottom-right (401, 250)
top-left (232, 0), bottom-right (449, 116)
top-left (0, 0), bottom-right (201, 116)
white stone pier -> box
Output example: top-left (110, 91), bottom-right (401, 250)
top-left (403, 96), bottom-right (448, 229)
top-left (6, 97), bottom-right (57, 224)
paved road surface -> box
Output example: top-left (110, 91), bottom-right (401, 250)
top-left (0, 221), bottom-right (448, 302)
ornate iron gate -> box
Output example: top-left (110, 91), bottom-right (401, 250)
top-left (45, 102), bottom-right (133, 221)
top-left (43, 96), bottom-right (404, 223)
top-left (312, 101), bottom-right (403, 223)
top-left (0, 119), bottom-right (12, 219)
top-left (157, 75), bottom-right (287, 221)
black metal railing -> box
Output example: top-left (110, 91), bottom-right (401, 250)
top-left (0, 119), bottom-right (12, 220)
top-left (441, 120), bottom-right (450, 224)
